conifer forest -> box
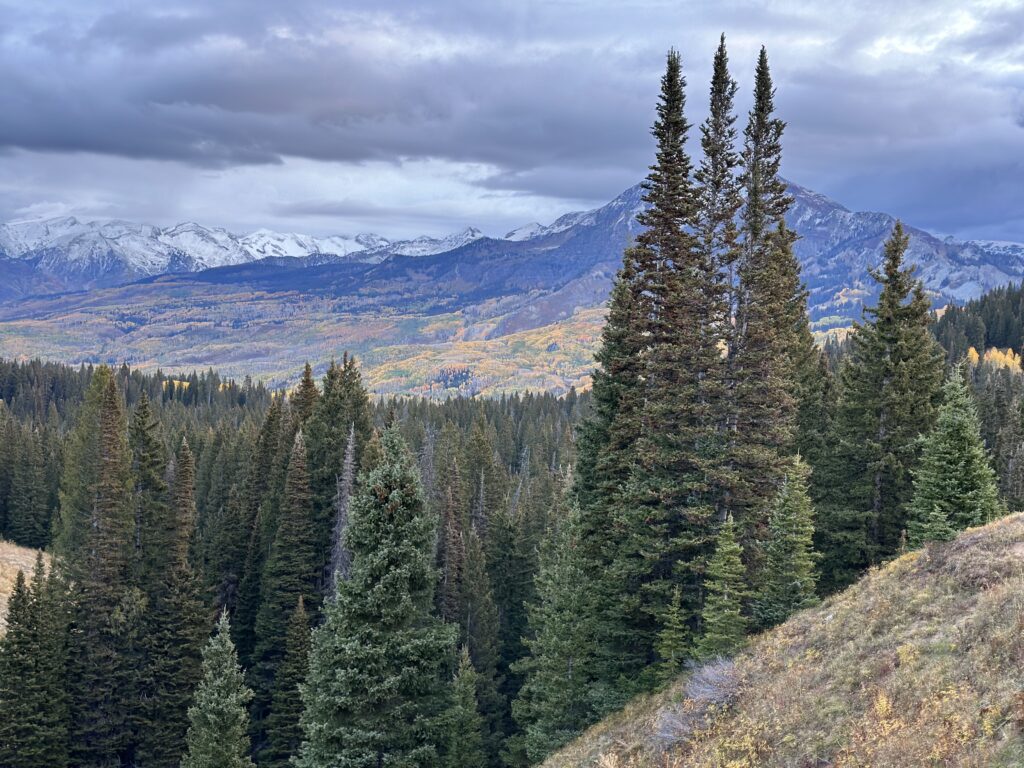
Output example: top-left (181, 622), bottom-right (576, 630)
top-left (1, 37), bottom-right (1022, 768)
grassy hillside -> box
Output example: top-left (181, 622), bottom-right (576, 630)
top-left (0, 541), bottom-right (46, 633)
top-left (544, 514), bottom-right (1024, 767)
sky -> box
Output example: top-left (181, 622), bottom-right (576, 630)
top-left (0, 0), bottom-right (1021, 241)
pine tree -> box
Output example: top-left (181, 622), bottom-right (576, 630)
top-left (907, 370), bottom-right (1003, 547)
top-left (727, 47), bottom-right (805, 554)
top-left (296, 427), bottom-right (456, 768)
top-left (510, 502), bottom-right (602, 765)
top-left (445, 647), bottom-right (487, 768)
top-left (65, 372), bottom-right (142, 767)
top-left (654, 585), bottom-right (689, 686)
top-left (129, 392), bottom-right (168, 586)
top-left (182, 613), bottom-right (256, 768)
top-left (460, 528), bottom-right (505, 766)
top-left (137, 438), bottom-right (208, 768)
top-left (754, 458), bottom-right (819, 629)
top-left (251, 431), bottom-right (319, 751)
top-left (694, 515), bottom-right (748, 659)
top-left (292, 363), bottom-right (320, 423)
top-left (305, 356), bottom-right (373, 594)
top-left (6, 428), bottom-right (51, 548)
top-left (817, 222), bottom-right (945, 591)
top-left (264, 597), bottom-right (311, 768)
top-left (0, 559), bottom-right (70, 768)
top-left (437, 487), bottom-right (465, 625)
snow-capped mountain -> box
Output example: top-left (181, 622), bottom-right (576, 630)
top-left (0, 180), bottom-right (1022, 323)
top-left (0, 216), bottom-right (487, 296)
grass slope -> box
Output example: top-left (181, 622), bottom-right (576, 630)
top-left (544, 514), bottom-right (1024, 767)
top-left (0, 540), bottom-right (46, 633)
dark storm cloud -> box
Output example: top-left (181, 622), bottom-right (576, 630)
top-left (0, 0), bottom-right (1021, 238)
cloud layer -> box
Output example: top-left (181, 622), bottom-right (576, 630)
top-left (0, 0), bottom-right (1021, 239)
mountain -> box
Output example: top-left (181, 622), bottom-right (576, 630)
top-left (542, 513), bottom-right (1024, 767)
top-left (0, 216), bottom-right (486, 297)
top-left (0, 181), bottom-right (1021, 393)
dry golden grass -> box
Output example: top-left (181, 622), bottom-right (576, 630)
top-left (544, 513), bottom-right (1024, 768)
top-left (0, 540), bottom-right (47, 633)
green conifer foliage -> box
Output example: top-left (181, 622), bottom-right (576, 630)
top-left (907, 370), bottom-right (1003, 547)
top-left (817, 223), bottom-right (945, 590)
top-left (137, 438), bottom-right (208, 768)
top-left (0, 559), bottom-right (70, 768)
top-left (265, 597), bottom-right (311, 768)
top-left (654, 585), bottom-right (689, 686)
top-left (754, 458), bottom-right (819, 629)
top-left (251, 431), bottom-right (319, 748)
top-left (292, 363), bottom-right (320, 423)
top-left (182, 613), bottom-right (256, 768)
top-left (511, 503), bottom-right (601, 765)
top-left (296, 427), bottom-right (456, 768)
top-left (6, 429), bottom-right (51, 548)
top-left (66, 372), bottom-right (142, 767)
top-left (446, 647), bottom-right (487, 768)
top-left (695, 515), bottom-right (748, 659)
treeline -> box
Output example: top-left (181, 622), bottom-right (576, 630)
top-left (0, 35), bottom-right (1020, 768)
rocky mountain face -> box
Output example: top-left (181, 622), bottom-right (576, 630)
top-left (1, 182), bottom-right (1020, 325)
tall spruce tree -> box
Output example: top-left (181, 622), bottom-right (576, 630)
top-left (182, 613), bottom-right (256, 768)
top-left (906, 370), bottom-right (1003, 547)
top-left (727, 48), bottom-right (807, 557)
top-left (510, 502), bottom-right (602, 765)
top-left (296, 427), bottom-right (456, 768)
top-left (753, 458), bottom-right (818, 629)
top-left (817, 222), bottom-right (945, 590)
top-left (251, 430), bottom-right (319, 753)
top-left (460, 527), bottom-right (505, 766)
top-left (0, 559), bottom-right (70, 768)
top-left (137, 438), bottom-right (207, 768)
top-left (305, 355), bottom-right (373, 594)
top-left (694, 514), bottom-right (747, 659)
top-left (292, 363), bottom-right (320, 423)
top-left (327, 423), bottom-right (356, 595)
top-left (264, 597), bottom-right (311, 768)
top-left (66, 372), bottom-right (142, 767)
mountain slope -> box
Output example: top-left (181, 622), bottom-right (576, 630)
top-left (543, 514), bottom-right (1024, 767)
top-left (0, 181), bottom-right (1022, 392)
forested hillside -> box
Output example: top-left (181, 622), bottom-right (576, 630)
top-left (0, 36), bottom-right (1021, 768)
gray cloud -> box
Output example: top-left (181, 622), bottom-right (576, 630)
top-left (0, 0), bottom-right (1021, 239)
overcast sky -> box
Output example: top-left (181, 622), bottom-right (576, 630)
top-left (0, 0), bottom-right (1021, 240)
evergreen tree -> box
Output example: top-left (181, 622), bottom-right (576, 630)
top-left (907, 370), bottom-right (1003, 547)
top-left (654, 585), bottom-right (689, 686)
top-left (6, 429), bottom-right (51, 548)
top-left (727, 47), bottom-right (805, 552)
top-left (137, 438), bottom-right (207, 768)
top-left (129, 392), bottom-right (168, 586)
top-left (817, 222), bottom-right (945, 590)
top-left (305, 356), bottom-right (373, 593)
top-left (694, 515), bottom-right (747, 659)
top-left (293, 363), bottom-right (320, 423)
top-left (182, 613), bottom-right (256, 768)
top-left (296, 427), bottom-right (456, 768)
top-left (753, 458), bottom-right (818, 629)
top-left (264, 597), bottom-right (311, 768)
top-left (510, 503), bottom-right (601, 765)
top-left (251, 431), bottom-right (319, 751)
top-left (437, 487), bottom-right (465, 625)
top-left (445, 647), bottom-right (487, 768)
top-left (0, 559), bottom-right (70, 768)
top-left (65, 372), bottom-right (142, 767)
top-left (460, 528), bottom-right (505, 766)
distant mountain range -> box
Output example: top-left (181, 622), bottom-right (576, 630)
top-left (0, 181), bottom-right (1021, 394)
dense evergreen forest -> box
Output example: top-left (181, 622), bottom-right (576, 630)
top-left (0, 37), bottom-right (1021, 768)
